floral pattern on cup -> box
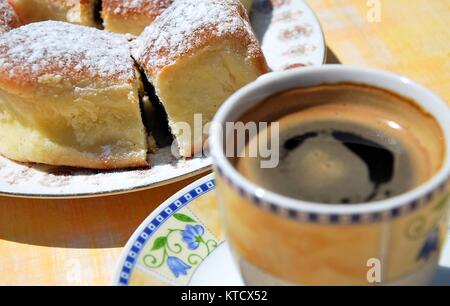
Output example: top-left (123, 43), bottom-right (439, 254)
top-left (417, 228), bottom-right (440, 262)
top-left (404, 193), bottom-right (450, 263)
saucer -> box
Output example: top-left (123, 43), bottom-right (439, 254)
top-left (113, 173), bottom-right (450, 286)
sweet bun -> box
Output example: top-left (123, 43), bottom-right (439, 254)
top-left (102, 0), bottom-right (254, 35)
top-left (102, 0), bottom-right (173, 35)
top-left (133, 0), bottom-right (268, 157)
top-left (0, 0), bottom-right (20, 33)
top-left (0, 21), bottom-right (148, 169)
top-left (9, 0), bottom-right (99, 27)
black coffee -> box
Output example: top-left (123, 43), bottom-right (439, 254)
top-left (234, 83), bottom-right (444, 204)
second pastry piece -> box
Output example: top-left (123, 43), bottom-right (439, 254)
top-left (102, 0), bottom-right (253, 36)
top-left (133, 0), bottom-right (268, 157)
top-left (9, 0), bottom-right (99, 27)
top-left (102, 0), bottom-right (174, 35)
top-left (0, 0), bottom-right (21, 33)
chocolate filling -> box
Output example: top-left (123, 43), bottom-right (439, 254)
top-left (138, 68), bottom-right (173, 148)
top-left (93, 0), bottom-right (103, 29)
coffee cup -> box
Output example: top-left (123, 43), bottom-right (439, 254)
top-left (209, 65), bottom-right (450, 285)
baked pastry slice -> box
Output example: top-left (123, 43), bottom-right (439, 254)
top-left (0, 21), bottom-right (148, 169)
top-left (133, 0), bottom-right (268, 157)
top-left (9, 0), bottom-right (99, 27)
top-left (102, 0), bottom-right (174, 35)
top-left (102, 0), bottom-right (253, 35)
top-left (0, 0), bottom-right (20, 33)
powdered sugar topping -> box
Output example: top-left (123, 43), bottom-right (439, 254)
top-left (0, 21), bottom-right (135, 84)
top-left (132, 0), bottom-right (261, 74)
top-left (104, 0), bottom-right (173, 17)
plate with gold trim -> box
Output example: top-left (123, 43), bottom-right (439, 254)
top-left (113, 173), bottom-right (450, 286)
top-left (0, 0), bottom-right (326, 199)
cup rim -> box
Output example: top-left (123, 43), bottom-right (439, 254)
top-left (209, 65), bottom-right (450, 215)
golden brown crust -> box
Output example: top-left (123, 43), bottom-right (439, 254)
top-left (0, 0), bottom-right (20, 33)
top-left (9, 0), bottom-right (98, 26)
top-left (132, 0), bottom-right (269, 77)
top-left (0, 21), bottom-right (136, 91)
top-left (102, 0), bottom-right (173, 18)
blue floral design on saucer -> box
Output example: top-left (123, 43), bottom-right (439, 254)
top-left (182, 225), bottom-right (205, 250)
top-left (167, 257), bottom-right (191, 277)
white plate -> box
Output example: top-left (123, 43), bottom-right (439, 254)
top-left (252, 0), bottom-right (326, 70)
top-left (0, 0), bottom-right (326, 199)
top-left (113, 173), bottom-right (450, 286)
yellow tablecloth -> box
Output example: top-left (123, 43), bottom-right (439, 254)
top-left (0, 0), bottom-right (448, 285)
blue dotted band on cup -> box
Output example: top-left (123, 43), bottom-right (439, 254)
top-left (117, 180), bottom-right (216, 286)
top-left (215, 166), bottom-right (450, 225)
